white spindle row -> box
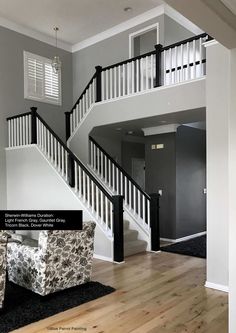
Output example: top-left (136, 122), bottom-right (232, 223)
top-left (90, 139), bottom-right (150, 230)
top-left (74, 160), bottom-right (114, 233)
top-left (163, 37), bottom-right (206, 85)
top-left (8, 114), bottom-right (32, 147)
top-left (37, 119), bottom-right (69, 181)
top-left (70, 78), bottom-right (96, 136)
top-left (102, 54), bottom-right (156, 101)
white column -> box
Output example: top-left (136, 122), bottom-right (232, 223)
top-left (205, 41), bottom-right (229, 291)
top-left (229, 48), bottom-right (236, 333)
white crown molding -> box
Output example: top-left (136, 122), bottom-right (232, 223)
top-left (72, 5), bottom-right (165, 53)
top-left (205, 281), bottom-right (229, 293)
top-left (142, 124), bottom-right (179, 136)
top-left (164, 4), bottom-right (203, 35)
top-left (0, 16), bottom-right (72, 52)
top-left (0, 3), bottom-right (204, 54)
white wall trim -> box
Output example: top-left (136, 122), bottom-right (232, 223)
top-left (72, 6), bottom-right (165, 53)
top-left (161, 231), bottom-right (206, 243)
top-left (93, 253), bottom-right (113, 262)
top-left (205, 281), bottom-right (229, 293)
top-left (164, 4), bottom-right (203, 35)
top-left (128, 22), bottom-right (159, 58)
top-left (0, 16), bottom-right (72, 52)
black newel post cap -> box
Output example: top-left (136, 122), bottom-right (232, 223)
top-left (154, 44), bottom-right (163, 51)
top-left (30, 106), bottom-right (38, 113)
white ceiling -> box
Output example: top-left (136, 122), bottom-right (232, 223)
top-left (0, 0), bottom-right (163, 46)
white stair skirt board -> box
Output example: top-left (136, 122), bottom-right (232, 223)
top-left (161, 231), bottom-right (206, 243)
top-left (205, 281), bottom-right (229, 293)
top-left (6, 145), bottom-right (114, 262)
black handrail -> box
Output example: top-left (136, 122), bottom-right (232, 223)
top-left (89, 136), bottom-right (150, 201)
top-left (102, 50), bottom-right (156, 72)
top-left (69, 72), bottom-right (96, 114)
top-left (162, 32), bottom-right (209, 51)
top-left (35, 113), bottom-right (114, 202)
top-left (7, 112), bottom-right (31, 121)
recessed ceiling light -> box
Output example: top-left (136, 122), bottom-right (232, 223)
top-left (116, 127), bottom-right (122, 131)
top-left (124, 7), bottom-right (132, 12)
top-left (160, 120), bottom-right (167, 124)
top-left (127, 130), bottom-right (134, 135)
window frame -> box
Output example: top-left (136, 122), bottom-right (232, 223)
top-left (24, 51), bottom-right (62, 106)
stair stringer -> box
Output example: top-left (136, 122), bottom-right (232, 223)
top-left (5, 145), bottom-right (114, 262)
top-left (88, 165), bottom-right (151, 251)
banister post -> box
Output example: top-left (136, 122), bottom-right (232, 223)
top-left (30, 107), bottom-right (37, 144)
top-left (95, 65), bottom-right (102, 102)
top-left (65, 112), bottom-right (71, 141)
top-left (154, 44), bottom-right (163, 88)
top-left (65, 112), bottom-right (75, 187)
top-left (113, 195), bottom-right (124, 263)
top-left (149, 193), bottom-right (160, 251)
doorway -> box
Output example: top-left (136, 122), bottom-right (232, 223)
top-left (129, 23), bottom-right (159, 58)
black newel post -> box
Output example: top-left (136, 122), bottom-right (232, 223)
top-left (154, 44), bottom-right (163, 88)
top-left (95, 65), bottom-right (102, 102)
top-left (64, 112), bottom-right (75, 187)
top-left (65, 112), bottom-right (71, 141)
top-left (113, 195), bottom-right (124, 263)
top-left (30, 107), bottom-right (37, 144)
top-left (150, 193), bottom-right (160, 251)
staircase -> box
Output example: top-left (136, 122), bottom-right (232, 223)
top-left (5, 33), bottom-right (211, 262)
top-left (124, 220), bottom-right (147, 256)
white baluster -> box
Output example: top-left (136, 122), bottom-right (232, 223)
top-left (101, 193), bottom-right (104, 224)
top-left (187, 42), bottom-right (190, 80)
top-left (129, 181), bottom-right (132, 209)
top-left (87, 175), bottom-right (90, 206)
top-left (110, 202), bottom-right (113, 233)
top-left (105, 70), bottom-right (109, 100)
top-left (105, 197), bottom-right (108, 229)
top-left (145, 56), bottom-right (148, 90)
top-left (131, 61), bottom-right (135, 94)
top-left (137, 191), bottom-right (141, 217)
top-left (193, 39), bottom-right (196, 79)
top-left (133, 187), bottom-right (136, 214)
top-left (118, 65), bottom-right (121, 97)
top-left (112, 164), bottom-right (115, 192)
top-left (57, 142), bottom-right (61, 171)
top-left (136, 59), bottom-right (139, 92)
top-left (125, 177), bottom-right (128, 205)
top-left (96, 186), bottom-right (99, 218)
top-left (82, 170), bottom-right (86, 201)
top-left (180, 44), bottom-right (183, 82)
top-left (74, 162), bottom-right (78, 192)
top-left (78, 166), bottom-right (82, 197)
top-left (91, 182), bottom-right (94, 213)
top-left (147, 199), bottom-right (150, 228)
top-left (102, 71), bottom-right (105, 101)
top-left (61, 146), bottom-right (64, 176)
top-left (108, 160), bottom-right (111, 187)
top-left (104, 155), bottom-right (108, 182)
top-left (122, 64), bottom-right (125, 96)
top-left (114, 67), bottom-right (117, 98)
top-left (140, 58), bottom-right (144, 91)
top-left (150, 54), bottom-right (154, 88)
top-left (65, 152), bottom-right (68, 181)
top-left (8, 121), bottom-right (11, 147)
top-left (127, 62), bottom-right (130, 95)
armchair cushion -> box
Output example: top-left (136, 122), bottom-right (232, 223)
top-left (7, 222), bottom-right (96, 296)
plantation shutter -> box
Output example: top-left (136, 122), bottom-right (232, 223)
top-left (24, 51), bottom-right (61, 105)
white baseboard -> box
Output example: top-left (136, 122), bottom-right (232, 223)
top-left (205, 281), bottom-right (229, 293)
top-left (161, 231), bottom-right (206, 243)
top-left (93, 254), bottom-right (113, 262)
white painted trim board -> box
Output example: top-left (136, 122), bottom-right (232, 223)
top-left (161, 231), bottom-right (206, 243)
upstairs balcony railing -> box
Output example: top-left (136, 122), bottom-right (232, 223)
top-left (66, 33), bottom-right (211, 140)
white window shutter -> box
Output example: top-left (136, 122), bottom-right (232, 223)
top-left (24, 51), bottom-right (61, 105)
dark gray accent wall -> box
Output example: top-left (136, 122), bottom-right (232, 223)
top-left (145, 133), bottom-right (176, 239)
top-left (121, 141), bottom-right (145, 176)
top-left (176, 125), bottom-right (206, 238)
top-left (0, 26), bottom-right (73, 209)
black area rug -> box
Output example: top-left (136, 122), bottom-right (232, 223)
top-left (161, 235), bottom-right (206, 259)
top-left (0, 281), bottom-right (115, 333)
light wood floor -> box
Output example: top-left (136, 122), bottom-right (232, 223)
top-left (12, 252), bottom-right (228, 333)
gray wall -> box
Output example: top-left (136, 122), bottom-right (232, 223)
top-left (176, 126), bottom-right (206, 238)
top-left (0, 26), bottom-right (73, 209)
top-left (164, 15), bottom-right (193, 46)
top-left (145, 133), bottom-right (177, 239)
top-left (72, 14), bottom-right (194, 101)
top-left (121, 141), bottom-right (145, 176)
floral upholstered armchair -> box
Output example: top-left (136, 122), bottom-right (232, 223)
top-left (7, 222), bottom-right (96, 296)
top-left (0, 233), bottom-right (8, 309)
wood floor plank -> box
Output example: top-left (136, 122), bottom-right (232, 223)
top-left (10, 252), bottom-right (228, 333)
